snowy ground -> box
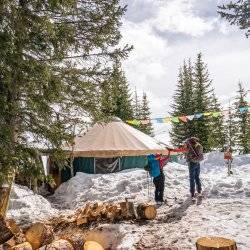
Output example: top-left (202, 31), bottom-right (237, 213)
top-left (7, 152), bottom-right (250, 249)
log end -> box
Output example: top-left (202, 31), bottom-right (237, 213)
top-left (84, 241), bottom-right (104, 250)
top-left (196, 236), bottom-right (237, 250)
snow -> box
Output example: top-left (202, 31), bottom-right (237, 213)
top-left (7, 152), bottom-right (250, 249)
top-left (7, 184), bottom-right (58, 225)
top-left (53, 169), bottom-right (150, 209)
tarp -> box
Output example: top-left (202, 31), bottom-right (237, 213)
top-left (66, 118), bottom-right (168, 157)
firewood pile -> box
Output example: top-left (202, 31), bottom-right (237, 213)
top-left (0, 200), bottom-right (156, 250)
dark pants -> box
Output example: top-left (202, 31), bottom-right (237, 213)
top-left (153, 172), bottom-right (165, 202)
top-left (188, 162), bottom-right (201, 197)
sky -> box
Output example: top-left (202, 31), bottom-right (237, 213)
top-left (120, 0), bottom-right (250, 120)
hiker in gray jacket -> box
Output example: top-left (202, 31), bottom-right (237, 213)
top-left (185, 137), bottom-right (204, 199)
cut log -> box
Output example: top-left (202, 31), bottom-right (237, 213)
top-left (119, 201), bottom-right (136, 219)
top-left (84, 241), bottom-right (104, 250)
top-left (11, 242), bottom-right (33, 250)
top-left (61, 234), bottom-right (85, 250)
top-left (196, 237), bottom-right (237, 250)
top-left (0, 216), bottom-right (14, 244)
top-left (136, 204), bottom-right (157, 220)
top-left (25, 222), bottom-right (54, 249)
top-left (5, 219), bottom-right (26, 245)
top-left (76, 216), bottom-right (88, 225)
top-left (3, 237), bottom-right (16, 249)
top-left (45, 239), bottom-right (74, 250)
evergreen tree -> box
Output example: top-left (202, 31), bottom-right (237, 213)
top-left (133, 88), bottom-right (141, 121)
top-left (234, 82), bottom-right (250, 154)
top-left (208, 91), bottom-right (226, 150)
top-left (100, 61), bottom-right (134, 121)
top-left (0, 0), bottom-right (130, 217)
top-left (218, 0), bottom-right (250, 37)
top-left (193, 53), bottom-right (214, 152)
top-left (224, 105), bottom-right (237, 151)
top-left (170, 60), bottom-right (195, 146)
top-left (139, 93), bottom-right (154, 136)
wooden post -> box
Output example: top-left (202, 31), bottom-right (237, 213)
top-left (196, 237), bottom-right (237, 250)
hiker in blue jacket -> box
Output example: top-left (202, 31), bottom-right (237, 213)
top-left (185, 137), bottom-right (204, 200)
top-left (147, 154), bottom-right (169, 204)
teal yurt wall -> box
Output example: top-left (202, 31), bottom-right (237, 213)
top-left (120, 156), bottom-right (148, 169)
top-left (60, 156), bottom-right (148, 183)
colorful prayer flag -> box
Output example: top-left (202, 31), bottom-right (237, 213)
top-left (187, 115), bottom-right (194, 121)
top-left (203, 112), bottom-right (212, 116)
top-left (239, 107), bottom-right (248, 112)
top-left (163, 117), bottom-right (171, 123)
top-left (179, 116), bottom-right (188, 123)
top-left (155, 118), bottom-right (164, 123)
top-left (194, 113), bottom-right (203, 119)
top-left (171, 117), bottom-right (179, 123)
top-left (212, 112), bottom-right (221, 118)
top-left (141, 120), bottom-right (150, 125)
top-left (127, 120), bottom-right (140, 126)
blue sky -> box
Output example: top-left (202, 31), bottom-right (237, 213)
top-left (120, 0), bottom-right (250, 117)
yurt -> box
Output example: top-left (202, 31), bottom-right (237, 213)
top-left (49, 118), bottom-right (169, 186)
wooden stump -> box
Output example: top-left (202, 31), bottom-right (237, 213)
top-left (84, 241), bottom-right (104, 250)
top-left (136, 204), bottom-right (157, 220)
top-left (45, 239), bottom-right (74, 250)
top-left (25, 222), bottom-right (54, 249)
top-left (0, 216), bottom-right (13, 244)
top-left (196, 237), bottom-right (237, 250)
top-left (11, 242), bottom-right (33, 250)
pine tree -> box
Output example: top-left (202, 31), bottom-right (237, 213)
top-left (139, 93), bottom-right (154, 136)
top-left (234, 82), bottom-right (250, 154)
top-left (0, 0), bottom-right (130, 217)
top-left (208, 91), bottom-right (226, 150)
top-left (193, 53), bottom-right (214, 152)
top-left (170, 60), bottom-right (195, 146)
top-left (133, 88), bottom-right (141, 120)
top-left (224, 105), bottom-right (237, 151)
top-left (218, 0), bottom-right (250, 37)
top-left (100, 61), bottom-right (134, 121)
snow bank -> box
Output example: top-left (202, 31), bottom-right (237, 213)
top-left (202, 151), bottom-right (250, 168)
top-left (54, 151), bottom-right (250, 210)
top-left (54, 169), bottom-right (150, 209)
top-left (7, 184), bottom-right (58, 225)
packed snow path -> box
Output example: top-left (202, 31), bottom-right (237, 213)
top-left (7, 152), bottom-right (250, 249)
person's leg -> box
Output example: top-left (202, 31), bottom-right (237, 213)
top-left (158, 173), bottom-right (165, 202)
top-left (153, 176), bottom-right (160, 201)
top-left (189, 163), bottom-right (196, 197)
top-left (194, 163), bottom-right (202, 193)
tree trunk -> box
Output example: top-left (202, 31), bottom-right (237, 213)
top-left (0, 216), bottom-right (13, 244)
top-left (84, 241), bottom-right (104, 250)
top-left (0, 186), bottom-right (11, 218)
top-left (136, 204), bottom-right (157, 220)
top-left (33, 178), bottom-right (38, 193)
top-left (25, 222), bottom-right (54, 249)
top-left (196, 237), bottom-right (237, 250)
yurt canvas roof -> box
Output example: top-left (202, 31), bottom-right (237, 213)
top-left (67, 118), bottom-right (169, 157)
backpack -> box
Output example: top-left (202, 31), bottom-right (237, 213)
top-left (146, 154), bottom-right (161, 177)
top-left (187, 142), bottom-right (204, 162)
